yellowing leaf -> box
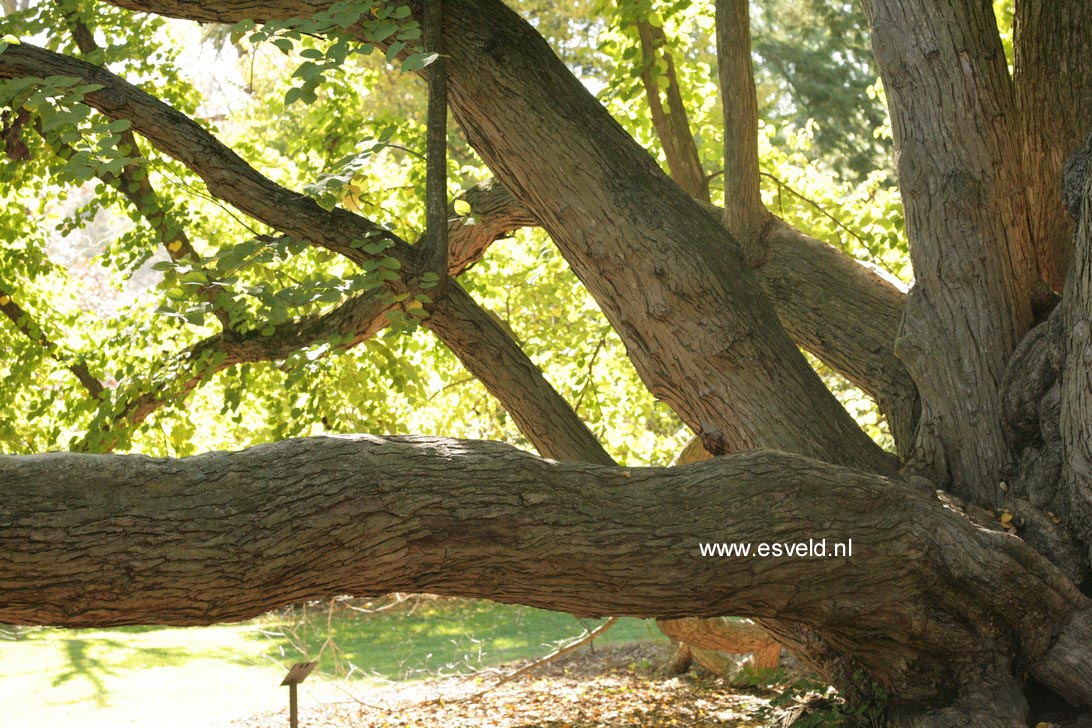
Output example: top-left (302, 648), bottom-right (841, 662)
top-left (0, 295), bottom-right (9, 305)
top-left (453, 199), bottom-right (472, 216)
top-left (167, 241), bottom-right (183, 253)
top-left (1000, 512), bottom-right (1013, 525)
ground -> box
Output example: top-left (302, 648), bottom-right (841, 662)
top-left (1, 597), bottom-right (789, 727)
top-left (215, 642), bottom-right (771, 728)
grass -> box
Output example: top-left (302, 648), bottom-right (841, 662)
top-left (0, 597), bottom-right (665, 727)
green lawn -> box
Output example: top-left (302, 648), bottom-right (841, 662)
top-left (0, 598), bottom-right (664, 727)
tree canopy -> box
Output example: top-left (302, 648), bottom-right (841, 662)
top-left (2, 0), bottom-right (1092, 724)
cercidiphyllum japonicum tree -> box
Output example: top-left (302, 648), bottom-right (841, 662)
top-left (1, 0), bottom-right (1091, 724)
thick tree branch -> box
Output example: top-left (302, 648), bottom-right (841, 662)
top-left (80, 181), bottom-right (535, 448)
top-left (715, 0), bottom-right (767, 259)
top-left (2, 438), bottom-right (1090, 708)
top-left (443, 183), bottom-right (917, 456)
top-left (416, 0), bottom-right (889, 471)
top-left (0, 42), bottom-right (413, 271)
top-left (1014, 0), bottom-right (1092, 291)
top-left (423, 284), bottom-right (614, 466)
top-left (862, 0), bottom-right (1036, 504)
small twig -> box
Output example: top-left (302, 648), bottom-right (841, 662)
top-left (452, 617), bottom-right (619, 703)
top-left (572, 336), bottom-right (606, 412)
top-left (758, 171), bottom-right (868, 249)
top-left (427, 375), bottom-right (477, 402)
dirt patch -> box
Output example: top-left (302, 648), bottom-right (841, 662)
top-left (216, 642), bottom-right (771, 727)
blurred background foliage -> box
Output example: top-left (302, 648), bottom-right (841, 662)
top-left (0, 0), bottom-right (956, 462)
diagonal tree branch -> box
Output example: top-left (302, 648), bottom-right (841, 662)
top-left (0, 42), bottom-right (412, 271)
top-left (92, 0), bottom-right (893, 473)
top-left (423, 283), bottom-right (614, 466)
top-left (0, 288), bottom-right (104, 398)
top-left (633, 18), bottom-right (709, 202)
top-left (77, 181), bottom-right (534, 449)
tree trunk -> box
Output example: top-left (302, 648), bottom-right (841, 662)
top-left (1014, 0), bottom-right (1092, 291)
top-left (863, 0), bottom-right (1036, 507)
top-left (6, 0), bottom-right (1092, 722)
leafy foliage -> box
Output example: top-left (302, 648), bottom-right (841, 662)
top-left (0, 0), bottom-right (906, 464)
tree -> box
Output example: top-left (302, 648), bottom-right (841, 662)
top-left (1, 0), bottom-right (1091, 724)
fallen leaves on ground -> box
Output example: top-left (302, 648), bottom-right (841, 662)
top-left (216, 642), bottom-right (771, 727)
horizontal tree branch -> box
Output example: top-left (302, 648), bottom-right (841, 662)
top-left (1, 437), bottom-right (1089, 705)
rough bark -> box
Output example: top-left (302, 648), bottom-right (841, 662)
top-left (2, 438), bottom-right (1091, 717)
top-left (1014, 0), bottom-right (1092, 291)
top-left (863, 0), bottom-right (1036, 506)
top-left (715, 0), bottom-right (768, 260)
top-left (1060, 133), bottom-right (1092, 551)
top-left (634, 19), bottom-right (709, 202)
top-left (421, 0), bottom-right (890, 471)
top-left (759, 219), bottom-right (916, 454)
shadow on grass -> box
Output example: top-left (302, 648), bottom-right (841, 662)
top-left (47, 633), bottom-right (199, 706)
top-left (50, 638), bottom-right (118, 706)
top-left (245, 598), bottom-right (663, 682)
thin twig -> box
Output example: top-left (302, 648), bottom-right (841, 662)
top-left (758, 171), bottom-right (868, 248)
top-left (572, 336), bottom-right (606, 412)
top-left (453, 617), bottom-right (619, 703)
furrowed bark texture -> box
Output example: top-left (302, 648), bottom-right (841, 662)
top-left (715, 0), bottom-right (767, 258)
top-left (863, 0), bottom-right (1036, 506)
top-left (427, 0), bottom-right (888, 471)
top-left (2, 438), bottom-right (1091, 713)
top-left (1014, 0), bottom-right (1092, 291)
top-left (1061, 133), bottom-right (1092, 550)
